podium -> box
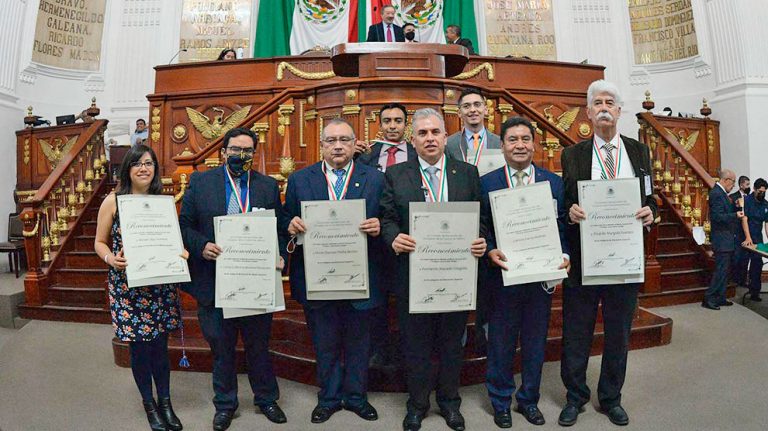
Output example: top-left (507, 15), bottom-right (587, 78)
top-left (331, 43), bottom-right (469, 78)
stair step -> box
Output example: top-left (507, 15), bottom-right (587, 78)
top-left (47, 286), bottom-right (107, 307)
top-left (54, 268), bottom-right (108, 285)
top-left (657, 236), bottom-right (695, 253)
top-left (64, 251), bottom-right (105, 267)
top-left (657, 222), bottom-right (684, 237)
top-left (80, 221), bottom-right (98, 236)
top-left (17, 303), bottom-right (110, 323)
top-left (73, 235), bottom-right (96, 252)
top-left (656, 251), bottom-right (702, 270)
top-left (660, 268), bottom-right (708, 290)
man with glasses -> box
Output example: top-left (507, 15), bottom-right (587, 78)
top-left (446, 87), bottom-right (501, 354)
top-left (180, 128), bottom-right (289, 430)
top-left (284, 118), bottom-right (385, 424)
top-left (703, 169), bottom-right (746, 310)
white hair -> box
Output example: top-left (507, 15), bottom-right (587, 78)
top-left (411, 108), bottom-right (445, 132)
top-left (587, 79), bottom-right (623, 107)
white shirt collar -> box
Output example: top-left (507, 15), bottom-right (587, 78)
top-left (323, 160), bottom-right (352, 174)
top-left (508, 163), bottom-right (534, 175)
top-left (418, 154), bottom-right (445, 171)
top-left (594, 133), bottom-right (621, 150)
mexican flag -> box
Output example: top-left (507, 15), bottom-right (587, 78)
top-left (254, 0), bottom-right (481, 58)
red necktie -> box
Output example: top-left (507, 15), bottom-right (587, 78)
top-left (386, 25), bottom-right (393, 42)
top-left (386, 145), bottom-right (398, 167)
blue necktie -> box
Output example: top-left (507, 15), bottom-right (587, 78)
top-left (333, 168), bottom-right (346, 198)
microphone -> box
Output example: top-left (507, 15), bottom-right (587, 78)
top-left (167, 48), bottom-right (187, 64)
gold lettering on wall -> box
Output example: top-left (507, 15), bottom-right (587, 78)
top-left (629, 0), bottom-right (698, 64)
top-left (32, 0), bottom-right (106, 71)
top-left (179, 0), bottom-right (252, 62)
top-left (484, 0), bottom-right (557, 60)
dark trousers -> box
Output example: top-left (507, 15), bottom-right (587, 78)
top-left (304, 302), bottom-right (371, 409)
top-left (397, 296), bottom-right (469, 414)
top-left (705, 251), bottom-right (732, 304)
top-left (748, 247), bottom-right (764, 295)
top-left (560, 283), bottom-right (639, 410)
top-left (370, 299), bottom-right (393, 360)
top-left (486, 283), bottom-right (552, 412)
top-left (732, 245), bottom-right (749, 286)
top-left (197, 305), bottom-right (279, 412)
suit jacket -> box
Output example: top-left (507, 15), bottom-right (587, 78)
top-left (366, 22), bottom-right (405, 42)
top-left (454, 38), bottom-right (475, 55)
top-left (729, 190), bottom-right (747, 240)
top-left (560, 135), bottom-right (657, 285)
top-left (284, 162), bottom-right (385, 310)
top-left (179, 166), bottom-right (289, 307)
top-left (709, 185), bottom-right (740, 252)
top-left (380, 157), bottom-right (489, 297)
top-left (356, 141), bottom-right (418, 171)
top-left (446, 130), bottom-right (501, 162)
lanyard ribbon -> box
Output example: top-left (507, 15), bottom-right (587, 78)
top-left (592, 138), bottom-right (622, 179)
top-left (463, 129), bottom-right (486, 166)
top-left (419, 157), bottom-right (448, 202)
top-left (504, 164), bottom-right (535, 188)
top-left (225, 169), bottom-right (250, 213)
top-left (322, 161), bottom-right (355, 200)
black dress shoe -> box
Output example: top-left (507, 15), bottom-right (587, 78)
top-left (259, 403), bottom-right (287, 424)
top-left (157, 398), bottom-right (183, 431)
top-left (212, 410), bottom-right (233, 431)
top-left (719, 300), bottom-right (734, 306)
top-left (750, 294), bottom-right (763, 302)
top-left (142, 400), bottom-right (168, 431)
top-left (493, 409), bottom-right (512, 428)
top-left (311, 405), bottom-right (341, 423)
top-left (402, 411), bottom-right (424, 431)
top-left (344, 401), bottom-right (378, 420)
top-left (604, 405), bottom-right (629, 426)
top-left (557, 404), bottom-right (583, 427)
top-left (516, 404), bottom-right (545, 425)
top-left (440, 408), bottom-right (465, 431)
top-left (701, 301), bottom-right (720, 310)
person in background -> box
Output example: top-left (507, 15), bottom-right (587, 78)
top-left (94, 144), bottom-right (184, 431)
top-left (731, 175), bottom-right (751, 287)
top-left (366, 5), bottom-right (405, 42)
top-left (445, 25), bottom-right (475, 55)
top-left (130, 119), bottom-right (148, 146)
top-left (742, 178), bottom-right (768, 302)
top-left (217, 48), bottom-right (236, 60)
top-left (403, 23), bottom-right (418, 42)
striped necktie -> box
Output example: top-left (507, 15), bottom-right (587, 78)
top-left (602, 142), bottom-right (616, 179)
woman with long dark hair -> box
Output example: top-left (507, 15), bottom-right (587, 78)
top-left (217, 48), bottom-right (236, 60)
top-left (94, 144), bottom-right (184, 431)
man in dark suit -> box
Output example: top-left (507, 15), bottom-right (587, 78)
top-left (380, 108), bottom-right (488, 431)
top-left (179, 128), bottom-right (289, 431)
top-left (704, 169), bottom-right (745, 309)
top-left (403, 22), bottom-right (418, 42)
top-left (356, 103), bottom-right (417, 368)
top-left (730, 175), bottom-right (750, 286)
top-left (366, 5), bottom-right (405, 42)
top-left (741, 178), bottom-right (768, 302)
top-left (445, 25), bottom-right (475, 55)
top-left (558, 80), bottom-right (657, 427)
top-left (482, 117), bottom-right (570, 428)
top-left (284, 118), bottom-right (384, 424)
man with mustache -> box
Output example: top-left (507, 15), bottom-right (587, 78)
top-left (284, 118), bottom-right (384, 423)
top-left (366, 5), bottom-right (405, 42)
top-left (558, 80), bottom-right (657, 427)
top-left (741, 177), bottom-right (768, 302)
top-left (380, 108), bottom-right (488, 431)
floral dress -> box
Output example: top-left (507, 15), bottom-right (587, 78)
top-left (108, 211), bottom-right (181, 342)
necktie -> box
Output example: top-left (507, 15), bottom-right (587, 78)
top-left (332, 168), bottom-right (346, 198)
top-left (227, 181), bottom-right (242, 214)
top-left (472, 133), bottom-right (480, 151)
top-left (602, 142), bottom-right (616, 179)
top-left (425, 166), bottom-right (440, 201)
top-left (385, 145), bottom-right (399, 168)
top-left (514, 170), bottom-right (527, 187)
top-left (386, 25), bottom-right (393, 42)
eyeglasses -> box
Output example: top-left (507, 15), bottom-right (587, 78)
top-left (459, 101), bottom-right (485, 110)
top-left (225, 147), bottom-right (255, 157)
top-left (129, 161), bottom-right (155, 169)
top-left (322, 136), bottom-right (355, 145)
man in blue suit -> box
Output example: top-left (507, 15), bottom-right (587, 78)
top-left (284, 118), bottom-right (384, 424)
top-left (481, 117), bottom-right (570, 428)
top-left (179, 128), bottom-right (289, 431)
top-left (704, 169), bottom-right (745, 309)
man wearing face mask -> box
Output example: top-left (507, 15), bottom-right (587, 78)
top-left (730, 175), bottom-right (751, 287)
top-left (741, 178), bottom-right (768, 302)
top-left (403, 23), bottom-right (418, 42)
top-left (180, 128), bottom-right (290, 430)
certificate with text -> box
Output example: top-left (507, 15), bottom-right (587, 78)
top-left (409, 202), bottom-right (479, 313)
top-left (302, 199), bottom-right (369, 301)
top-left (214, 215), bottom-right (277, 309)
top-left (578, 178), bottom-right (645, 285)
top-left (490, 181), bottom-right (567, 286)
top-left (117, 195), bottom-right (190, 288)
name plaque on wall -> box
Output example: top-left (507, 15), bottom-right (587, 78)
top-left (629, 0), bottom-right (698, 64)
top-left (32, 0), bottom-right (107, 71)
top-left (483, 0), bottom-right (557, 60)
top-left (179, 0), bottom-right (252, 62)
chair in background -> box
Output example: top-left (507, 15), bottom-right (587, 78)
top-left (0, 214), bottom-right (26, 278)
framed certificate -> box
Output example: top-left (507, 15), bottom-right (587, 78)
top-left (116, 195), bottom-right (190, 288)
top-left (302, 199), bottom-right (370, 301)
top-left (578, 178), bottom-right (645, 285)
top-left (408, 201), bottom-right (479, 313)
top-left (489, 181), bottom-right (567, 286)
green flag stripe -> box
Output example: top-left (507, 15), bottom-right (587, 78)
top-left (443, 0), bottom-right (478, 53)
top-left (254, 0), bottom-right (295, 58)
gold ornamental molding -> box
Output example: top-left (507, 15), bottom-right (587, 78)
top-left (453, 62), bottom-right (495, 81)
top-left (172, 124), bottom-right (187, 141)
top-left (22, 213), bottom-right (40, 238)
top-left (40, 136), bottom-right (77, 169)
top-left (23, 138), bottom-right (30, 165)
top-left (342, 104), bottom-right (362, 115)
top-left (151, 107), bottom-right (161, 143)
top-left (543, 106), bottom-right (580, 132)
top-left (276, 62), bottom-right (336, 81)
top-left (497, 103), bottom-right (514, 123)
top-left (186, 105), bottom-right (252, 140)
top-left (707, 128), bottom-right (715, 154)
top-left (174, 173), bottom-right (188, 203)
top-left (665, 127), bottom-right (699, 151)
top-left (250, 122), bottom-right (270, 145)
top-left (486, 99), bottom-right (496, 133)
top-left (277, 104), bottom-right (295, 137)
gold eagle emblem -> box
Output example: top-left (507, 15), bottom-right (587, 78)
top-left (665, 128), bottom-right (699, 151)
top-left (543, 105), bottom-right (580, 132)
top-left (186, 105), bottom-right (252, 140)
top-left (39, 136), bottom-right (77, 169)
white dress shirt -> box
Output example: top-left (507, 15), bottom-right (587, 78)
top-left (590, 134), bottom-right (635, 180)
top-left (417, 155), bottom-right (448, 202)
